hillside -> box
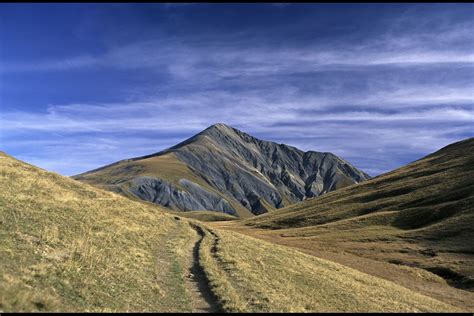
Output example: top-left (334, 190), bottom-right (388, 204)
top-left (73, 123), bottom-right (369, 217)
top-left (216, 137), bottom-right (474, 309)
top-left (0, 152), bottom-right (461, 312)
top-left (244, 137), bottom-right (474, 238)
top-left (197, 226), bottom-right (460, 312)
top-left (0, 151), bottom-right (203, 312)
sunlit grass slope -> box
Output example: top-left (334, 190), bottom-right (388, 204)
top-left (245, 137), bottom-right (474, 234)
top-left (198, 226), bottom-right (459, 312)
top-left (167, 210), bottom-right (238, 222)
top-left (235, 138), bottom-right (474, 308)
top-left (0, 152), bottom-right (197, 312)
top-left (0, 148), bottom-right (467, 312)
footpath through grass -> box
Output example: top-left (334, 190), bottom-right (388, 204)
top-left (0, 153), bottom-right (195, 312)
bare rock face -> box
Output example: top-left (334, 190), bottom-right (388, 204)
top-left (74, 123), bottom-right (370, 216)
top-left (128, 176), bottom-right (236, 215)
top-left (152, 124), bottom-right (369, 214)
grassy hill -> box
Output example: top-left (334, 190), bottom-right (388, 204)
top-left (0, 151), bottom-right (202, 312)
top-left (198, 225), bottom-right (462, 312)
top-left (216, 137), bottom-right (474, 310)
top-left (0, 151), bottom-right (464, 312)
top-left (245, 138), bottom-right (474, 233)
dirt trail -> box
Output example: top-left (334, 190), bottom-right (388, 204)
top-left (184, 224), bottom-right (221, 313)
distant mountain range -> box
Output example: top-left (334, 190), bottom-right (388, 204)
top-left (73, 123), bottom-right (369, 217)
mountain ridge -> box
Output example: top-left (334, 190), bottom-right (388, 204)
top-left (74, 123), bottom-right (369, 216)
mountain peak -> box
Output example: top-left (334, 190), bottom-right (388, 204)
top-left (198, 123), bottom-right (243, 140)
top-left (202, 123), bottom-right (235, 134)
top-left (209, 122), bottom-right (231, 129)
top-left (75, 122), bottom-right (371, 216)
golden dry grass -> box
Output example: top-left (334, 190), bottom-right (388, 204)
top-left (245, 138), bottom-right (474, 234)
top-left (241, 139), bottom-right (474, 280)
top-left (198, 226), bottom-right (460, 312)
top-left (1, 147), bottom-right (471, 313)
top-left (0, 152), bottom-right (196, 312)
top-left (167, 210), bottom-right (238, 222)
top-left (216, 138), bottom-right (474, 310)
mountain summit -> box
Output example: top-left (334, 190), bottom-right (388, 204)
top-left (74, 124), bottom-right (369, 217)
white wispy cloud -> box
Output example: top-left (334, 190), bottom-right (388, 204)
top-left (2, 5), bottom-right (473, 176)
top-left (2, 88), bottom-right (473, 134)
top-left (2, 19), bottom-right (473, 76)
top-left (2, 85), bottom-right (472, 175)
top-left (0, 55), bottom-right (98, 73)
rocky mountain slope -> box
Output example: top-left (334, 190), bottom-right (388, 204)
top-left (74, 123), bottom-right (369, 217)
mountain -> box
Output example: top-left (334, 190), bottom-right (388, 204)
top-left (0, 152), bottom-right (460, 312)
top-left (244, 137), bottom-right (474, 233)
top-left (73, 123), bottom-right (369, 217)
top-left (220, 137), bottom-right (474, 308)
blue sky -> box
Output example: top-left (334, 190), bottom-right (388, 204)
top-left (1, 3), bottom-right (473, 176)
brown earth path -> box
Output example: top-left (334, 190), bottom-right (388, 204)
top-left (183, 224), bottom-right (221, 313)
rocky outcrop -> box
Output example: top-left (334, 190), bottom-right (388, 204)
top-left (129, 176), bottom-right (236, 215)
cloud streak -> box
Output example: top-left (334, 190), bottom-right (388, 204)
top-left (1, 4), bottom-right (473, 176)
top-left (2, 86), bottom-right (472, 176)
top-left (2, 19), bottom-right (473, 76)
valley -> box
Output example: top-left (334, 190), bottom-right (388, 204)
top-left (1, 137), bottom-right (473, 312)
top-left (212, 137), bottom-right (474, 310)
top-left (3, 3), bottom-right (473, 313)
